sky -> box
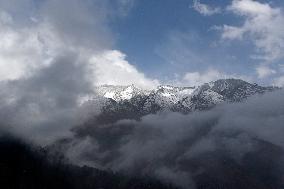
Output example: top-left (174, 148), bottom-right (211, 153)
top-left (0, 0), bottom-right (284, 89)
top-left (111, 0), bottom-right (284, 86)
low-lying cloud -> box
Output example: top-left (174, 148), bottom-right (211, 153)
top-left (64, 89), bottom-right (284, 188)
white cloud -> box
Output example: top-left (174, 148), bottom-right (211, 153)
top-left (0, 10), bottom-right (94, 81)
top-left (89, 50), bottom-right (159, 90)
top-left (193, 0), bottom-right (221, 16)
top-left (221, 25), bottom-right (245, 40)
top-left (182, 69), bottom-right (223, 86)
top-left (221, 0), bottom-right (284, 62)
top-left (0, 11), bottom-right (44, 80)
top-left (256, 65), bottom-right (276, 78)
top-left (0, 0), bottom-right (112, 82)
top-left (229, 0), bottom-right (275, 16)
top-left (0, 0), bottom-right (158, 89)
top-left (181, 68), bottom-right (251, 86)
top-left (0, 0), bottom-right (159, 144)
top-left (273, 76), bottom-right (284, 87)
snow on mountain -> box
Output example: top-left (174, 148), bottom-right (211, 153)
top-left (95, 84), bottom-right (149, 102)
top-left (142, 85), bottom-right (196, 112)
top-left (82, 79), bottom-right (277, 122)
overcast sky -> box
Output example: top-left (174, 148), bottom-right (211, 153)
top-left (0, 0), bottom-right (284, 89)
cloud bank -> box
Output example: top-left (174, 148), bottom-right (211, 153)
top-left (0, 0), bottom-right (158, 144)
top-left (63, 89), bottom-right (284, 188)
top-left (89, 50), bottom-right (159, 90)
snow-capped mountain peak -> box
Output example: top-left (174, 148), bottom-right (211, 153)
top-left (87, 79), bottom-right (277, 122)
top-left (95, 84), bottom-right (149, 102)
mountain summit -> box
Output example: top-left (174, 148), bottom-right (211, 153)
top-left (84, 79), bottom-right (276, 123)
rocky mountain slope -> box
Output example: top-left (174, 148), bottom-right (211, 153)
top-left (53, 79), bottom-right (283, 189)
top-left (84, 79), bottom-right (276, 123)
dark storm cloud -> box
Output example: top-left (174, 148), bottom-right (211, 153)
top-left (66, 89), bottom-right (284, 188)
top-left (0, 53), bottom-right (93, 144)
top-left (0, 0), bottom-right (136, 143)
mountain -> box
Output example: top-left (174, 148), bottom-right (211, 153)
top-left (0, 136), bottom-right (177, 189)
top-left (85, 79), bottom-right (276, 123)
top-left (50, 79), bottom-right (283, 189)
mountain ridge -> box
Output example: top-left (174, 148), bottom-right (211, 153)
top-left (83, 79), bottom-right (278, 123)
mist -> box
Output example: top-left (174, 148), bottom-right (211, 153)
top-left (61, 89), bottom-right (284, 188)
